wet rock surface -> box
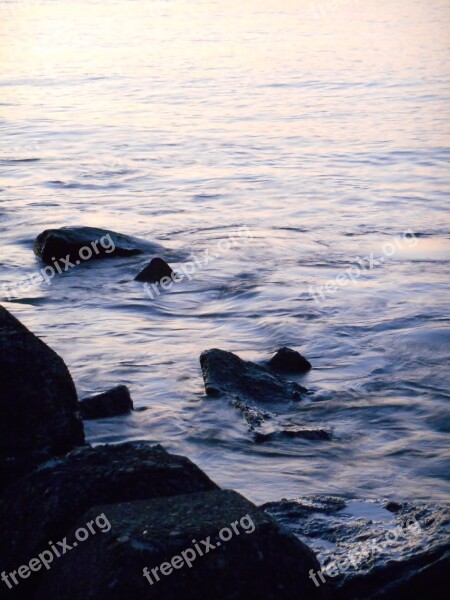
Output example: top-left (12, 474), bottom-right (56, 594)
top-left (268, 347), bottom-right (312, 374)
top-left (200, 350), bottom-right (329, 443)
top-left (33, 226), bottom-right (164, 264)
top-left (0, 306), bottom-right (84, 492)
top-left (0, 442), bottom-right (218, 598)
top-left (263, 495), bottom-right (450, 599)
top-left (268, 346), bottom-right (312, 375)
top-left (36, 489), bottom-right (327, 600)
top-left (135, 257), bottom-right (174, 283)
top-left (200, 348), bottom-right (307, 402)
top-left (80, 385), bottom-right (134, 419)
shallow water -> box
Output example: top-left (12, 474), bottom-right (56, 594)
top-left (0, 0), bottom-right (449, 506)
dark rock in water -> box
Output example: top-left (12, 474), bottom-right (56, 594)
top-left (385, 501), bottom-right (403, 513)
top-left (0, 306), bottom-right (84, 492)
top-left (80, 385), bottom-right (133, 419)
top-left (263, 495), bottom-right (450, 600)
top-left (230, 400), bottom-right (330, 443)
top-left (33, 226), bottom-right (164, 264)
top-left (200, 350), bottom-right (312, 443)
top-left (269, 347), bottom-right (312, 374)
top-left (200, 348), bottom-right (307, 403)
top-left (135, 257), bottom-right (174, 283)
top-left (254, 426), bottom-right (331, 443)
top-left (36, 489), bottom-right (327, 600)
top-left (0, 442), bottom-right (218, 599)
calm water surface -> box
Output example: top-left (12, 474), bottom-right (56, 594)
top-left (0, 0), bottom-right (449, 505)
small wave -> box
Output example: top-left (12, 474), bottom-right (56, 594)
top-left (0, 158), bottom-right (40, 165)
top-left (45, 180), bottom-right (124, 190)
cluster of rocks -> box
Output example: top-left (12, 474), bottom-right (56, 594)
top-left (199, 347), bottom-right (330, 441)
top-left (33, 227), bottom-right (328, 442)
top-left (33, 226), bottom-right (176, 283)
top-left (2, 225), bottom-right (445, 598)
top-left (0, 305), bottom-right (326, 599)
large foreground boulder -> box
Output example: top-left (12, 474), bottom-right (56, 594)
top-left (0, 306), bottom-right (84, 492)
top-left (80, 385), bottom-right (134, 419)
top-left (0, 442), bottom-right (218, 599)
top-left (200, 349), bottom-right (307, 403)
top-left (33, 226), bottom-right (164, 264)
top-left (36, 490), bottom-right (327, 600)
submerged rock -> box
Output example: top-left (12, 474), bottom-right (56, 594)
top-left (0, 306), bottom-right (84, 492)
top-left (231, 398), bottom-right (271, 429)
top-left (200, 348), bottom-right (307, 403)
top-left (230, 399), bottom-right (330, 443)
top-left (36, 489), bottom-right (327, 600)
top-left (269, 347), bottom-right (312, 374)
top-left (0, 442), bottom-right (218, 598)
top-left (135, 257), bottom-right (174, 283)
top-left (254, 426), bottom-right (331, 443)
top-left (199, 350), bottom-right (322, 444)
top-left (263, 495), bottom-right (450, 600)
top-left (33, 226), bottom-right (164, 264)
top-left (80, 385), bottom-right (133, 419)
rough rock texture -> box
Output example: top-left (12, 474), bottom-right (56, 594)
top-left (263, 495), bottom-right (450, 600)
top-left (80, 385), bottom-right (133, 419)
top-left (0, 442), bottom-right (218, 599)
top-left (231, 398), bottom-right (271, 428)
top-left (200, 348), bottom-right (307, 403)
top-left (33, 226), bottom-right (164, 264)
top-left (0, 305), bottom-right (84, 492)
top-left (269, 347), bottom-right (312, 374)
top-left (36, 490), bottom-right (327, 600)
top-left (135, 257), bottom-right (174, 283)
top-left (199, 350), bottom-right (323, 443)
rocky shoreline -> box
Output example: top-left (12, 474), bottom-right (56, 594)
top-left (0, 304), bottom-right (326, 600)
top-left (1, 227), bottom-right (448, 599)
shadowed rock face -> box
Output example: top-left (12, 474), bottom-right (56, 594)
top-left (33, 226), bottom-right (164, 264)
top-left (80, 385), bottom-right (134, 420)
top-left (36, 490), bottom-right (327, 600)
top-left (269, 347), bottom-right (312, 374)
top-left (0, 306), bottom-right (84, 492)
top-left (200, 348), bottom-right (307, 403)
top-left (135, 257), bottom-right (174, 283)
top-left (0, 442), bottom-right (219, 599)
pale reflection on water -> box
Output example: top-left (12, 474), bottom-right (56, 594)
top-left (0, 0), bottom-right (449, 504)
